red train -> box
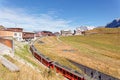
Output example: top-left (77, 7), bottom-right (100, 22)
top-left (30, 45), bottom-right (85, 80)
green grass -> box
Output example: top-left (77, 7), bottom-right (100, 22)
top-left (0, 41), bottom-right (64, 80)
top-left (35, 44), bottom-right (80, 71)
top-left (60, 34), bottom-right (120, 59)
top-left (60, 32), bottom-right (120, 67)
top-left (3, 55), bottom-right (16, 63)
top-left (34, 37), bottom-right (83, 73)
top-left (59, 30), bottom-right (120, 78)
top-left (33, 28), bottom-right (120, 79)
top-left (86, 28), bottom-right (120, 34)
top-left (15, 44), bottom-right (39, 67)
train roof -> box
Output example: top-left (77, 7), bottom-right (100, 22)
top-left (37, 51), bottom-right (52, 62)
top-left (53, 62), bottom-right (84, 78)
top-left (31, 45), bottom-right (52, 62)
top-left (53, 62), bottom-right (74, 72)
top-left (31, 45), bottom-right (84, 78)
top-left (31, 45), bottom-right (37, 51)
top-left (72, 70), bottom-right (84, 78)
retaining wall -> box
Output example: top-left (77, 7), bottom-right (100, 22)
top-left (0, 37), bottom-right (13, 49)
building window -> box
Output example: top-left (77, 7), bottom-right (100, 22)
top-left (19, 33), bottom-right (21, 36)
top-left (14, 33), bottom-right (17, 36)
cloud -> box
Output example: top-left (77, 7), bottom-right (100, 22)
top-left (0, 6), bottom-right (72, 32)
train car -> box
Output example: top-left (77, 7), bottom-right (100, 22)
top-left (30, 45), bottom-right (53, 68)
top-left (30, 45), bottom-right (42, 62)
top-left (30, 45), bottom-right (37, 55)
top-left (30, 45), bottom-right (85, 80)
top-left (34, 52), bottom-right (52, 67)
top-left (33, 51), bottom-right (42, 61)
top-left (52, 62), bottom-right (85, 80)
top-left (30, 45), bottom-right (34, 54)
top-left (71, 70), bottom-right (85, 80)
top-left (41, 56), bottom-right (53, 67)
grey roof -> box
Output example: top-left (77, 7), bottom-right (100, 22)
top-left (53, 62), bottom-right (84, 78)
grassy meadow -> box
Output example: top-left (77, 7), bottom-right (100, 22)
top-left (34, 37), bottom-right (82, 73)
top-left (60, 28), bottom-right (120, 78)
top-left (0, 41), bottom-right (64, 80)
top-left (60, 34), bottom-right (120, 59)
top-left (34, 28), bottom-right (120, 79)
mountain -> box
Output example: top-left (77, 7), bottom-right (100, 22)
top-left (105, 18), bottom-right (120, 28)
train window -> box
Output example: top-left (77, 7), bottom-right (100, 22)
top-left (78, 77), bottom-right (81, 80)
top-left (63, 70), bottom-right (65, 74)
top-left (91, 72), bottom-right (93, 77)
top-left (67, 72), bottom-right (69, 75)
top-left (84, 68), bottom-right (86, 73)
top-left (70, 73), bottom-right (73, 77)
top-left (60, 68), bottom-right (62, 71)
top-left (74, 75), bottom-right (77, 79)
top-left (57, 67), bottom-right (59, 71)
top-left (98, 75), bottom-right (101, 80)
top-left (66, 72), bottom-right (69, 76)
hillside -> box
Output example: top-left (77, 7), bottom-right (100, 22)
top-left (34, 37), bottom-right (82, 73)
top-left (86, 28), bottom-right (120, 34)
top-left (60, 29), bottom-right (120, 79)
top-left (34, 28), bottom-right (120, 79)
top-left (0, 41), bottom-right (64, 80)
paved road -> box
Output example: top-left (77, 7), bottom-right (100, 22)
top-left (68, 59), bottom-right (119, 80)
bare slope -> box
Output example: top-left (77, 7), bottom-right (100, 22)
top-left (34, 28), bottom-right (120, 79)
top-left (34, 37), bottom-right (82, 73)
top-left (60, 29), bottom-right (120, 79)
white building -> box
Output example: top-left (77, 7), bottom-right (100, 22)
top-left (6, 28), bottom-right (23, 41)
top-left (13, 32), bottom-right (23, 41)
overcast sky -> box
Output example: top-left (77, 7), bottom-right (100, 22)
top-left (0, 0), bottom-right (120, 32)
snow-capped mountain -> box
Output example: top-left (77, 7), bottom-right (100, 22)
top-left (106, 18), bottom-right (120, 28)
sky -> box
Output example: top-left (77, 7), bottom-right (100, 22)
top-left (0, 0), bottom-right (120, 32)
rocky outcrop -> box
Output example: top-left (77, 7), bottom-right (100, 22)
top-left (106, 18), bottom-right (120, 28)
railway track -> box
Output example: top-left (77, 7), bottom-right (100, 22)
top-left (30, 37), bottom-right (119, 80)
